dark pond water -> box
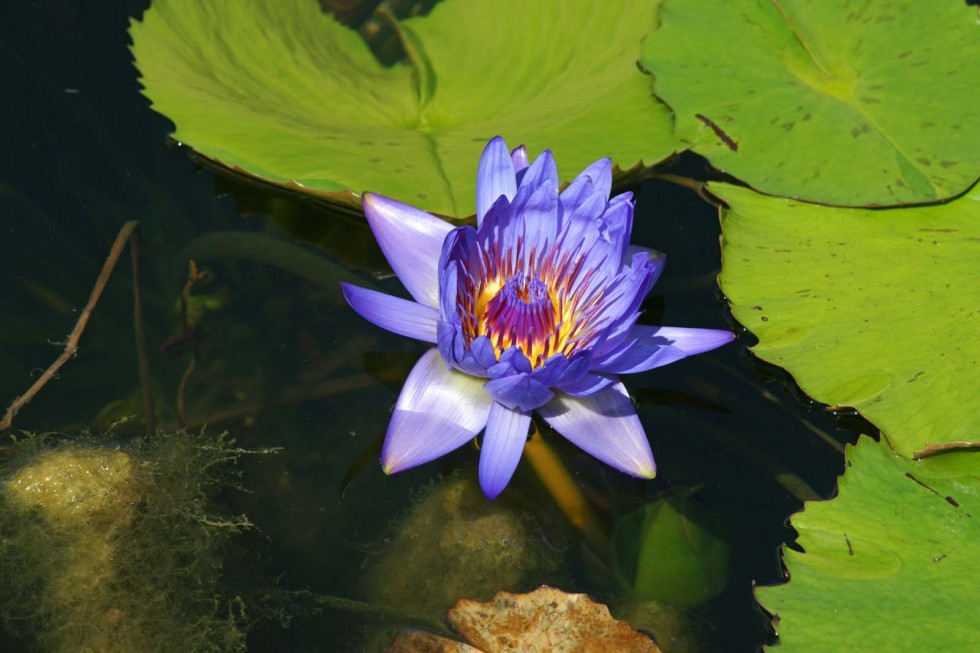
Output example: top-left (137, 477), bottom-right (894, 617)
top-left (0, 2), bottom-right (873, 651)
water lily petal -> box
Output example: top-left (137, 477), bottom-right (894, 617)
top-left (509, 183), bottom-right (560, 262)
top-left (556, 371), bottom-right (617, 397)
top-left (645, 326), bottom-right (737, 355)
top-left (382, 348), bottom-right (492, 474)
top-left (539, 382), bottom-right (655, 479)
top-left (595, 325), bottom-right (734, 373)
top-left (599, 194), bottom-right (634, 265)
top-left (516, 148), bottom-right (559, 196)
top-left (511, 145), bottom-right (529, 174)
top-left (363, 192), bottom-right (452, 308)
top-left (476, 136), bottom-right (517, 226)
top-left (438, 226), bottom-right (477, 321)
top-left (593, 341), bottom-right (687, 375)
top-left (340, 283), bottom-right (438, 343)
top-left (560, 157), bottom-right (612, 214)
top-left (479, 401), bottom-right (532, 499)
top-left (484, 373), bottom-right (554, 412)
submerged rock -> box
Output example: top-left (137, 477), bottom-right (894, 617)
top-left (363, 477), bottom-right (560, 616)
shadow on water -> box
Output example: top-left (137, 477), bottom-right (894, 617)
top-left (0, 2), bottom-right (874, 651)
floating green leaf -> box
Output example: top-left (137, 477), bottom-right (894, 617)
top-left (757, 436), bottom-right (980, 650)
top-left (130, 0), bottom-right (679, 219)
top-left (716, 181), bottom-right (980, 457)
top-left (641, 0), bottom-right (980, 206)
top-left (613, 494), bottom-right (731, 608)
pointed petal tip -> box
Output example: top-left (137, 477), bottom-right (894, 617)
top-left (636, 462), bottom-right (657, 479)
top-left (616, 448), bottom-right (656, 480)
top-left (360, 191), bottom-right (385, 213)
top-left (480, 480), bottom-right (504, 500)
top-left (477, 402), bottom-right (531, 500)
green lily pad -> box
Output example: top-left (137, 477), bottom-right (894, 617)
top-left (716, 181), bottom-right (980, 458)
top-left (130, 0), bottom-right (679, 219)
top-left (757, 436), bottom-right (980, 650)
top-left (613, 494), bottom-right (731, 608)
top-left (641, 0), bottom-right (980, 206)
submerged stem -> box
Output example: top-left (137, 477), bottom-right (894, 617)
top-left (279, 589), bottom-right (452, 635)
top-left (523, 427), bottom-right (608, 553)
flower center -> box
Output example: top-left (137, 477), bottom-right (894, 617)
top-left (481, 275), bottom-right (560, 365)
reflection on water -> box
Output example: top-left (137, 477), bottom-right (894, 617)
top-left (0, 2), bottom-right (872, 651)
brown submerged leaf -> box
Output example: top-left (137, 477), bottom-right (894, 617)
top-left (388, 586), bottom-right (660, 653)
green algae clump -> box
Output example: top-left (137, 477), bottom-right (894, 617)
top-left (0, 431), bottom-right (253, 652)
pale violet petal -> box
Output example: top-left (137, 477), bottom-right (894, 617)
top-left (517, 149), bottom-right (559, 195)
top-left (340, 283), bottom-right (438, 343)
top-left (596, 325), bottom-right (734, 374)
top-left (560, 157), bottom-right (612, 210)
top-left (592, 342), bottom-right (687, 375)
top-left (363, 192), bottom-right (452, 308)
top-left (643, 326), bottom-right (736, 355)
top-left (478, 401), bottom-right (532, 499)
top-left (539, 382), bottom-right (655, 479)
top-left (476, 136), bottom-right (518, 226)
top-left (511, 145), bottom-right (529, 173)
top-left (381, 348), bottom-right (492, 474)
top-left (556, 372), bottom-right (617, 397)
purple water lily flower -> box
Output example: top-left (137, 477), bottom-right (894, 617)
top-left (342, 137), bottom-right (734, 499)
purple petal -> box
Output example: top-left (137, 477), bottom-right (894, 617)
top-left (381, 348), bottom-right (492, 474)
top-left (556, 372), bottom-right (617, 397)
top-left (479, 402), bottom-right (531, 499)
top-left (484, 373), bottom-right (554, 412)
top-left (594, 250), bottom-right (664, 347)
top-left (438, 226), bottom-right (477, 321)
top-left (363, 193), bottom-right (452, 309)
top-left (581, 250), bottom-right (661, 347)
top-left (341, 283), bottom-right (438, 343)
top-left (530, 352), bottom-right (590, 388)
top-left (647, 326), bottom-right (736, 355)
top-left (539, 382), bottom-right (655, 479)
top-left (476, 136), bottom-right (518, 227)
top-left (502, 183), bottom-right (559, 263)
top-left (593, 341), bottom-right (687, 375)
top-left (516, 149), bottom-right (559, 195)
top-left (511, 145), bottom-right (529, 173)
top-left (560, 157), bottom-right (612, 213)
top-left (594, 325), bottom-right (734, 374)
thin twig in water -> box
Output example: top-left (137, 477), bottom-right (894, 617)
top-left (129, 225), bottom-right (156, 434)
top-left (0, 220), bottom-right (155, 434)
top-left (176, 260), bottom-right (209, 427)
top-left (648, 173), bottom-right (716, 205)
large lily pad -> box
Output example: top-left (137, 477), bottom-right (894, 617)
top-left (757, 436), bottom-right (980, 650)
top-left (130, 0), bottom-right (679, 219)
top-left (641, 0), bottom-right (980, 206)
top-left (716, 181), bottom-right (980, 458)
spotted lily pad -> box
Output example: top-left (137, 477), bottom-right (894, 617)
top-left (716, 181), bottom-right (980, 458)
top-left (641, 0), bottom-right (980, 206)
top-left (757, 436), bottom-right (980, 650)
top-left (130, 0), bottom-right (679, 219)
